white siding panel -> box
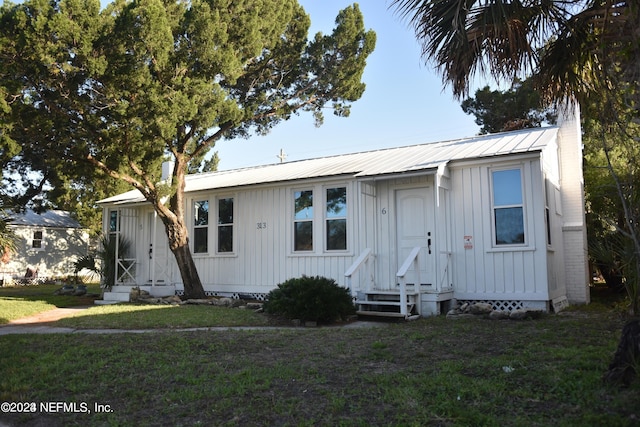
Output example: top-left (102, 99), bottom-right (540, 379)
top-left (188, 181), bottom-right (358, 295)
top-left (450, 159), bottom-right (550, 301)
top-left (375, 180), bottom-right (394, 287)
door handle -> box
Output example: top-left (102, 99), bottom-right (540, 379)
top-left (428, 238), bottom-right (432, 254)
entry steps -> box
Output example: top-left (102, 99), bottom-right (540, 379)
top-left (355, 290), bottom-right (420, 320)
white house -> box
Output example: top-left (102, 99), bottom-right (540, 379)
top-left (97, 106), bottom-right (589, 317)
top-left (1, 210), bottom-right (90, 284)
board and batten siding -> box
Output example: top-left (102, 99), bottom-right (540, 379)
top-left (363, 174), bottom-right (436, 290)
top-left (188, 178), bottom-right (358, 295)
top-left (449, 156), bottom-right (550, 301)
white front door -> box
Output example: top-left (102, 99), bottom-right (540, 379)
top-left (395, 187), bottom-right (435, 286)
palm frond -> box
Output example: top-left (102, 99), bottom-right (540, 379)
top-left (390, 0), bottom-right (635, 102)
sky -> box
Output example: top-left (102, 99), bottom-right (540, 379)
top-left (214, 0), bottom-right (482, 171)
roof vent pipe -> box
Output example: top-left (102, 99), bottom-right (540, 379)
top-left (161, 161), bottom-right (175, 183)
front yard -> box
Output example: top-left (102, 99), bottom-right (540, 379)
top-left (0, 285), bottom-right (638, 426)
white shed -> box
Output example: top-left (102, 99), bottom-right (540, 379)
top-left (98, 106), bottom-right (589, 316)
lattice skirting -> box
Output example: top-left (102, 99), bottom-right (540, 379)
top-left (175, 290), bottom-right (268, 301)
top-left (457, 300), bottom-right (549, 312)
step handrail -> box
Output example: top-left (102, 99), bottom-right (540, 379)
top-left (397, 247), bottom-right (421, 278)
top-left (396, 246), bottom-right (422, 317)
top-left (345, 248), bottom-right (373, 295)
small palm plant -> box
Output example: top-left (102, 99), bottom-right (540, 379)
top-left (74, 235), bottom-right (133, 292)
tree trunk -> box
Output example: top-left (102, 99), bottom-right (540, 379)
top-left (604, 319), bottom-right (640, 386)
top-left (155, 154), bottom-right (208, 300)
top-left (172, 242), bottom-right (207, 300)
top-left (161, 212), bottom-right (207, 300)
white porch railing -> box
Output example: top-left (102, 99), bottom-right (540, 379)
top-left (345, 248), bottom-right (374, 295)
top-left (116, 258), bottom-right (137, 284)
top-left (439, 251), bottom-right (452, 291)
top-left (396, 246), bottom-right (422, 317)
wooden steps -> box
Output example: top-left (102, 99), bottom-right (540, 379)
top-left (355, 290), bottom-right (420, 320)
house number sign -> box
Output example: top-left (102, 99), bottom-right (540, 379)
top-left (257, 222), bottom-right (267, 229)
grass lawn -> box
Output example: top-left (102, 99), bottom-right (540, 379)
top-left (0, 283), bottom-right (102, 324)
top-left (56, 303), bottom-right (274, 329)
top-left (0, 285), bottom-right (639, 426)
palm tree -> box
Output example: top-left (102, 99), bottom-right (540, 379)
top-left (390, 0), bottom-right (637, 104)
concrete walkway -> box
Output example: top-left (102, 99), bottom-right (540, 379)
top-left (0, 307), bottom-right (385, 335)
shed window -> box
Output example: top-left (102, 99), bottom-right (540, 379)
top-left (492, 169), bottom-right (525, 245)
top-left (194, 200), bottom-right (209, 253)
top-left (32, 230), bottom-right (44, 250)
top-left (294, 190), bottom-right (313, 251)
top-left (108, 210), bottom-right (119, 238)
top-left (326, 187), bottom-right (347, 251)
top-left (217, 197), bottom-right (234, 253)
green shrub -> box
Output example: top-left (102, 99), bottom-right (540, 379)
top-left (264, 275), bottom-right (356, 324)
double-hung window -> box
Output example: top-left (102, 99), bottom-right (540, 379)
top-left (193, 200), bottom-right (209, 253)
top-left (293, 186), bottom-right (349, 253)
top-left (31, 230), bottom-right (44, 250)
top-left (492, 168), bottom-right (525, 245)
top-left (294, 190), bottom-right (314, 251)
top-left (326, 187), bottom-right (347, 251)
top-left (217, 197), bottom-right (234, 253)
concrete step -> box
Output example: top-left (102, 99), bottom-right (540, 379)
top-left (97, 291), bottom-right (130, 304)
top-left (356, 310), bottom-right (421, 321)
top-left (94, 299), bottom-right (122, 305)
top-left (110, 285), bottom-right (135, 293)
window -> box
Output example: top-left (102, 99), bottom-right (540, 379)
top-left (32, 230), bottom-right (44, 250)
top-left (217, 197), bottom-right (234, 253)
top-left (326, 187), bottom-right (347, 250)
top-left (108, 210), bottom-right (119, 237)
top-left (294, 190), bottom-right (313, 251)
top-left (194, 200), bottom-right (209, 253)
top-left (492, 169), bottom-right (525, 245)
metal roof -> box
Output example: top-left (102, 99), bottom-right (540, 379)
top-left (99, 126), bottom-right (558, 205)
top-left (7, 210), bottom-right (83, 228)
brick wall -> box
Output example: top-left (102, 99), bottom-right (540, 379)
top-left (558, 103), bottom-right (590, 304)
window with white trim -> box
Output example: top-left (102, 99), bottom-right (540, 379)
top-left (108, 210), bottom-right (119, 238)
top-left (492, 168), bottom-right (525, 245)
top-left (31, 230), bottom-right (44, 250)
top-left (294, 190), bottom-right (313, 251)
top-left (193, 200), bottom-right (209, 253)
top-left (217, 197), bottom-right (234, 253)
top-left (325, 187), bottom-right (347, 251)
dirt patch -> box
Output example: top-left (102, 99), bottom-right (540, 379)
top-left (4, 307), bottom-right (93, 325)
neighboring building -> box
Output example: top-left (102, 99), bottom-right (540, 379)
top-left (97, 106), bottom-right (589, 316)
top-left (1, 210), bottom-right (90, 284)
